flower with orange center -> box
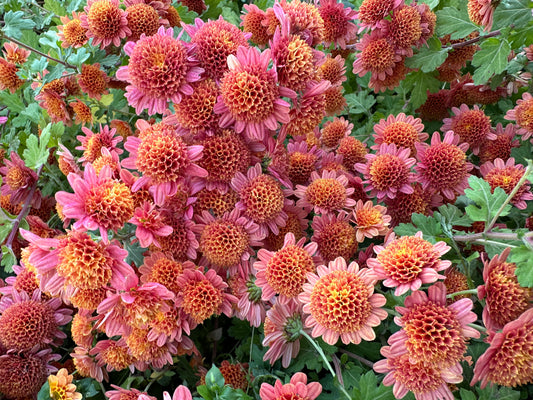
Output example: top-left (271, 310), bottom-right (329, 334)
top-left (70, 100), bottom-right (93, 125)
top-left (352, 200), bottom-right (391, 242)
top-left (415, 130), bottom-right (473, 200)
top-left (505, 92), bottom-right (533, 141)
top-left (467, 0), bottom-right (496, 31)
top-left (479, 123), bottom-right (520, 164)
top-left (352, 31), bottom-right (402, 80)
top-left (117, 26), bottom-right (203, 115)
top-left (0, 58), bottom-right (25, 93)
top-left (129, 202), bottom-right (173, 248)
top-left (139, 252), bottom-right (192, 294)
top-left (416, 89), bottom-right (451, 121)
top-left (324, 85), bottom-right (347, 116)
top-left (355, 143), bottom-right (416, 200)
top-left (48, 368), bottom-right (82, 400)
top-left (265, 204), bottom-right (308, 252)
top-left (2, 42), bottom-right (29, 64)
top-left (71, 310), bottom-right (94, 348)
top-left (70, 287), bottom-right (106, 311)
top-left (80, 0), bottom-right (130, 49)
top-left (472, 308), bottom-right (533, 388)
top-left (76, 124), bottom-right (123, 165)
top-left (319, 54), bottom-right (347, 87)
top-left (1, 264), bottom-right (39, 298)
top-left (215, 46), bottom-right (294, 142)
top-left (336, 136), bottom-right (368, 171)
top-left (388, 5), bottom-right (425, 52)
top-left (71, 346), bottom-right (107, 382)
top-left (231, 163), bottom-right (290, 237)
top-left (0, 289), bottom-right (72, 352)
top-left (0, 349), bottom-right (59, 398)
top-left (255, 232), bottom-right (318, 303)
top-left (318, 0), bottom-right (357, 48)
top-left (372, 113), bottom-right (428, 154)
top-left (320, 117), bottom-right (353, 149)
top-left (36, 88), bottom-right (71, 125)
top-left (262, 299), bottom-right (310, 368)
top-left (125, 327), bottom-right (176, 368)
top-left (480, 157), bottom-right (533, 210)
top-left (125, 1), bottom-right (162, 41)
top-left (218, 360), bottom-right (250, 391)
top-left (299, 256), bottom-right (387, 345)
top-left (367, 231), bottom-right (452, 296)
top-left (195, 208), bottom-right (263, 271)
top-left (444, 267), bottom-right (470, 305)
top-left (175, 268), bottom-right (237, 324)
top-left (77, 63), bottom-right (109, 100)
top-left (0, 151), bottom-right (40, 206)
top-left (177, 0), bottom-right (206, 15)
top-left (294, 169), bottom-right (356, 215)
top-left (260, 372), bottom-right (322, 400)
top-left (287, 141), bottom-right (321, 185)
top-left (91, 339), bottom-right (136, 372)
top-left (241, 4), bottom-right (270, 47)
top-left (195, 187), bottom-right (239, 217)
top-left (441, 104), bottom-right (493, 155)
top-left (183, 17), bottom-right (250, 82)
top-left (155, 215), bottom-right (199, 261)
top-left (356, 0), bottom-right (403, 30)
top-left (311, 211), bottom-right (358, 263)
top-left (477, 248), bottom-right (533, 332)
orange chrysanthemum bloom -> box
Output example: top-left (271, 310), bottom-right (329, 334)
top-left (156, 216), bottom-right (198, 261)
top-left (320, 117), bottom-right (353, 149)
top-left (319, 54), bottom-right (347, 86)
top-left (70, 100), bottom-right (93, 125)
top-left (371, 60), bottom-right (409, 92)
top-left (324, 85), bottom-right (347, 116)
top-left (336, 136), bottom-right (367, 171)
top-left (77, 63), bottom-right (109, 100)
top-left (195, 188), bottom-right (239, 217)
top-left (2, 42), bottom-right (30, 64)
top-left (319, 0), bottom-right (357, 48)
top-left (110, 119), bottom-right (133, 139)
top-left (505, 92), bottom-right (533, 140)
top-left (388, 5), bottom-right (423, 51)
top-left (479, 123), bottom-right (519, 164)
top-left (125, 2), bottom-right (161, 41)
top-left (71, 311), bottom-right (94, 348)
top-left (352, 32), bottom-right (402, 80)
top-left (444, 267), bottom-right (470, 305)
top-left (265, 205), bottom-right (307, 251)
top-left (441, 104), bottom-right (492, 155)
top-left (277, 0), bottom-right (325, 46)
top-left (416, 89), bottom-right (451, 121)
top-left (125, 327), bottom-right (174, 367)
top-left (219, 360), bottom-right (250, 391)
top-left (7, 264), bottom-right (39, 296)
top-left (139, 252), bottom-right (191, 294)
top-left (92, 339), bottom-right (136, 372)
top-left (352, 200), bottom-right (391, 242)
top-left (240, 4), bottom-right (270, 47)
top-left (472, 308), bottom-right (533, 388)
top-left (356, 0), bottom-right (403, 30)
top-left (478, 248), bottom-right (533, 332)
top-left (70, 287), bottom-right (106, 311)
top-left (311, 212), bottom-right (358, 263)
top-left (80, 0), bottom-right (131, 49)
top-left (0, 58), bottom-right (25, 93)
top-left (299, 257), bottom-right (387, 345)
top-left (58, 12), bottom-right (89, 48)
top-left (48, 368), bottom-right (82, 400)
top-left (372, 113), bottom-right (428, 154)
top-left (287, 141), bottom-right (320, 185)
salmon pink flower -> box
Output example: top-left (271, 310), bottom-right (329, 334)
top-left (352, 200), bottom-right (391, 242)
top-left (479, 123), bottom-right (520, 164)
top-left (76, 124), bottom-right (123, 165)
top-left (259, 372), bottom-right (322, 400)
top-left (0, 151), bottom-right (41, 207)
top-left (356, 0), bottom-right (403, 31)
top-left (311, 211), bottom-right (358, 263)
top-left (231, 260), bottom-right (266, 328)
top-left (48, 368), bottom-right (82, 400)
top-left (241, 4), bottom-right (270, 47)
top-left (164, 386), bottom-right (192, 400)
top-left (352, 31), bottom-right (403, 80)
top-left (139, 252), bottom-right (193, 295)
top-left (90, 338), bottom-right (135, 373)
top-left (318, 0), bottom-right (357, 49)
top-left (58, 12), bottom-right (89, 49)
top-left (372, 113), bottom-right (428, 154)
top-left (105, 385), bottom-right (156, 400)
top-left (505, 92), bottom-right (533, 141)
top-left (129, 202), bottom-right (173, 248)
top-left (80, 0), bottom-right (131, 49)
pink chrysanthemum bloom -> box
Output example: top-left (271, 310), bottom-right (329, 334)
top-left (106, 385), bottom-right (156, 400)
top-left (71, 346), bottom-right (108, 382)
top-left (477, 248), bottom-right (533, 332)
top-left (414, 131), bottom-right (473, 200)
top-left (164, 386), bottom-right (192, 400)
top-left (367, 231), bottom-right (452, 296)
top-left (0, 264), bottom-right (41, 298)
top-left (175, 268), bottom-right (237, 324)
top-left (80, 0), bottom-right (131, 49)
top-left (479, 123), bottom-right (520, 164)
top-left (299, 256), bottom-right (387, 345)
top-left (293, 169), bottom-right (356, 215)
top-left (194, 208), bottom-right (263, 272)
top-left (182, 16), bottom-right (251, 82)
top-left (384, 182), bottom-right (442, 226)
top-left (214, 46), bottom-right (295, 142)
top-left (90, 338), bottom-right (135, 373)
top-left (2, 42), bottom-right (30, 64)
top-left (230, 164), bottom-right (290, 237)
top-left (352, 31), bottom-right (403, 80)
top-left (319, 0), bottom-right (357, 49)
top-left (155, 214), bottom-right (199, 261)
top-left (123, 0), bottom-right (168, 42)
top-left (355, 143), bottom-right (416, 201)
top-left (356, 0), bottom-right (403, 31)
top-left (352, 200), bottom-right (391, 242)
top-left (76, 124), bottom-right (123, 165)
top-left (320, 117), bottom-right (353, 149)
top-left (472, 308), bottom-right (533, 388)
top-left (116, 26), bottom-right (203, 115)
top-left (441, 104), bottom-right (493, 155)
top-left (56, 165), bottom-right (134, 241)
top-left (122, 124), bottom-right (207, 205)
top-left (146, 304), bottom-right (192, 346)
top-left (124, 326), bottom-right (177, 369)
top-left (260, 372), bottom-right (322, 400)
top-left (255, 232), bottom-right (319, 304)
top-left (262, 299), bottom-right (310, 368)
top-left (286, 140), bottom-right (322, 185)
top-left (480, 158), bottom-right (533, 210)
top-left (504, 92), bottom-right (533, 141)
top-left (139, 252), bottom-right (194, 296)
top-left (468, 0), bottom-right (496, 31)
top-left (240, 4), bottom-right (270, 47)
top-left (0, 289), bottom-right (72, 352)
top-left (0, 151), bottom-right (41, 207)
top-left (311, 211), bottom-right (358, 263)
top-left (129, 202), bottom-right (173, 248)
top-left (372, 113), bottom-right (428, 155)
top-left (36, 89), bottom-right (71, 125)
top-left (231, 260), bottom-right (267, 328)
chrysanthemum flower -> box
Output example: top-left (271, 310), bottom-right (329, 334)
top-left (125, 0), bottom-right (163, 41)
top-left (299, 256), bottom-right (387, 345)
top-left (504, 92), bottom-right (533, 140)
top-left (294, 169), bottom-right (356, 214)
top-left (194, 208), bottom-right (263, 270)
top-left (77, 63), bottom-right (109, 100)
top-left (387, 5), bottom-right (427, 52)
top-left (260, 372), bottom-right (322, 400)
top-left (352, 31), bottom-right (403, 80)
top-left (369, 56), bottom-right (409, 93)
top-left (156, 215), bottom-right (199, 261)
top-left (231, 261), bottom-right (266, 328)
top-left (255, 232), bottom-right (318, 303)
top-left (71, 346), bottom-right (108, 382)
top-left (36, 89), bottom-right (71, 125)
top-left (441, 104), bottom-right (493, 155)
top-left (372, 113), bottom-right (428, 154)
top-left (311, 211), bottom-right (358, 263)
top-left (195, 187), bottom-right (239, 217)
top-left (320, 117), bottom-right (353, 149)
top-left (92, 339), bottom-right (135, 373)
top-left (2, 42), bottom-right (30, 64)
top-left (318, 0), bottom-right (357, 49)
top-left (80, 0), bottom-right (131, 49)
top-left (472, 308), bottom-right (533, 388)
top-left (355, 143), bottom-right (416, 200)
top-left (367, 231), bottom-right (452, 296)
top-left (175, 268), bottom-right (237, 324)
top-left (336, 136), bottom-right (368, 172)
top-left (274, 0), bottom-right (325, 46)
top-left (70, 100), bottom-right (93, 125)
top-left (477, 248), bottom-right (533, 332)
top-left (264, 204), bottom-right (308, 251)
top-left (0, 58), bottom-right (25, 93)
top-left (356, 0), bottom-right (403, 31)
top-left (0, 151), bottom-right (40, 207)
top-left (48, 368), bottom-right (82, 400)
top-left (414, 131), bottom-right (473, 200)
top-left (444, 267), bottom-right (470, 305)
top-left (416, 89), bottom-right (451, 121)
top-left (319, 54), bottom-right (347, 86)
top-left (71, 310), bottom-right (95, 347)
top-left (479, 123), bottom-right (520, 164)
top-left (217, 360), bottom-right (250, 391)
top-left (214, 46), bottom-right (294, 141)
top-left (324, 85), bottom-right (347, 116)
top-left (177, 0), bottom-right (206, 15)
top-left (116, 26), bottom-right (203, 115)
top-left (352, 200), bottom-right (391, 242)
top-left (231, 164), bottom-right (290, 237)
top-left (183, 17), bottom-right (250, 82)
top-left (139, 252), bottom-right (192, 296)
top-left (240, 4), bottom-right (270, 47)
top-left (262, 299), bottom-right (310, 368)
top-left (76, 124), bottom-right (123, 165)
top-left (286, 141), bottom-right (321, 185)
top-left (0, 289), bottom-right (71, 352)
top-left (467, 0), bottom-right (496, 31)
top-left (129, 202), bottom-right (173, 248)
top-left (0, 264), bottom-right (40, 298)
top-left (480, 158), bottom-right (533, 210)
top-left (0, 349), bottom-right (59, 398)
top-left (106, 385), bottom-right (157, 400)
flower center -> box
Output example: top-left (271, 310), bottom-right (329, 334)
top-left (306, 178), bottom-right (347, 211)
top-left (87, 0), bottom-right (121, 38)
top-left (200, 220), bottom-right (250, 268)
top-left (85, 180), bottom-right (134, 231)
top-left (381, 121), bottom-right (419, 151)
top-left (181, 279), bottom-right (224, 323)
top-left (361, 38), bottom-right (395, 72)
top-left (240, 174), bottom-right (284, 223)
top-left (422, 143), bottom-right (467, 188)
top-left (6, 166), bottom-right (29, 189)
top-left (369, 153), bottom-right (409, 191)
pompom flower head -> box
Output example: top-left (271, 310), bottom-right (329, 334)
top-left (318, 0), bottom-right (357, 49)
top-left (80, 0), bottom-right (131, 49)
top-left (311, 211), bottom-right (358, 263)
top-left (0, 151), bottom-right (41, 207)
top-left (259, 372), bottom-right (322, 400)
top-left (372, 113), bottom-right (428, 154)
top-left (352, 200), bottom-right (391, 242)
top-left (505, 92), bottom-right (533, 140)
top-left (116, 26), bottom-right (204, 115)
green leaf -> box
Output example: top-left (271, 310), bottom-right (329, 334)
top-left (420, 0), bottom-right (439, 10)
top-left (510, 244), bottom-right (533, 288)
top-left (124, 238), bottom-right (146, 267)
top-left (37, 381), bottom-right (51, 400)
top-left (2, 11), bottom-right (37, 38)
top-left (394, 213), bottom-right (443, 243)
top-left (30, 57), bottom-right (49, 75)
top-left (67, 48), bottom-right (90, 68)
top-left (460, 388), bottom-right (477, 400)
top-left (1, 245), bottom-right (16, 273)
top-left (474, 385), bottom-right (520, 400)
top-left (254, 0), bottom-right (276, 10)
top-left (0, 218), bottom-right (14, 245)
top-left (66, 0), bottom-right (84, 14)
top-left (401, 70), bottom-right (440, 109)
top-left (436, 7), bottom-right (480, 40)
top-left (196, 385), bottom-right (214, 400)
top-left (472, 38), bottom-right (511, 85)
top-left (74, 378), bottom-right (100, 398)
top-left (464, 176), bottom-right (512, 222)
top-left (345, 91), bottom-right (376, 115)
top-left (205, 365), bottom-right (225, 391)
top-left (353, 371), bottom-right (395, 400)
top-left (436, 204), bottom-right (473, 227)
top-left (38, 31), bottom-right (61, 52)
top-left (493, 0), bottom-right (533, 31)
top-left (0, 92), bottom-right (25, 113)
top-left (175, 4), bottom-right (199, 25)
top-left (23, 124), bottom-right (51, 169)
top-left (405, 37), bottom-right (449, 73)
top-left (20, 103), bottom-right (42, 124)
top-left (43, 0), bottom-right (66, 16)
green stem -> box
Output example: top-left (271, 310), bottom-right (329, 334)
top-left (484, 160), bottom-right (533, 233)
top-left (446, 288), bottom-right (478, 299)
top-left (338, 348), bottom-right (374, 368)
top-left (383, 308), bottom-right (399, 317)
top-left (472, 239), bottom-right (517, 248)
top-left (468, 323), bottom-right (487, 334)
top-left (453, 232), bottom-right (519, 242)
top-left (300, 330), bottom-right (336, 378)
